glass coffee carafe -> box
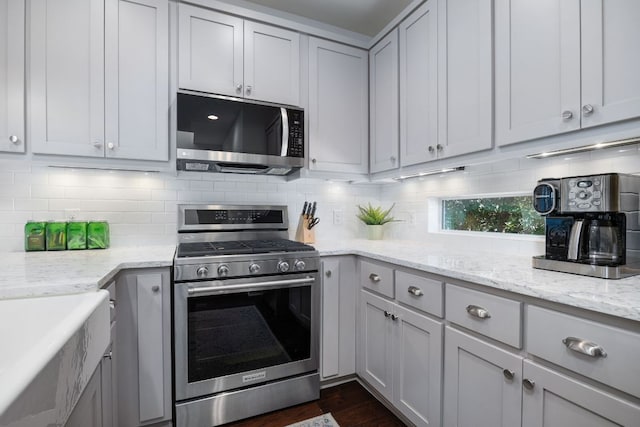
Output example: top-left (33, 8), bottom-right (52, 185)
top-left (580, 214), bottom-right (626, 266)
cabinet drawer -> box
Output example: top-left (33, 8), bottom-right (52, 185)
top-left (395, 270), bottom-right (443, 317)
top-left (360, 260), bottom-right (394, 298)
top-left (526, 305), bottom-right (640, 399)
top-left (446, 284), bottom-right (522, 348)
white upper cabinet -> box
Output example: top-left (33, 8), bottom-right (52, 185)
top-left (105, 0), bottom-right (168, 161)
top-left (581, 0), bottom-right (640, 128)
top-left (30, 0), bottom-right (168, 161)
top-left (308, 38), bottom-right (368, 174)
top-left (369, 29), bottom-right (399, 173)
top-left (178, 4), bottom-right (300, 106)
top-left (30, 0), bottom-right (105, 158)
top-left (496, 0), bottom-right (640, 146)
top-left (437, 0), bottom-right (493, 158)
top-left (399, 0), bottom-right (438, 167)
top-left (0, 0), bottom-right (25, 154)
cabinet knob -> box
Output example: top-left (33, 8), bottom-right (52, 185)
top-left (503, 369), bottom-right (515, 381)
top-left (466, 304), bottom-right (491, 319)
top-left (9, 135), bottom-right (19, 144)
top-left (436, 144), bottom-right (443, 152)
top-left (390, 156), bottom-right (396, 162)
top-left (561, 110), bottom-right (574, 120)
top-left (369, 273), bottom-right (381, 283)
top-left (522, 378), bottom-right (535, 391)
top-left (428, 146), bottom-right (435, 153)
top-left (93, 141), bottom-right (103, 149)
top-left (407, 286), bottom-right (423, 297)
top-left (109, 299), bottom-right (116, 310)
top-left (582, 104), bottom-right (595, 116)
top-left (562, 337), bottom-right (607, 358)
top-left (151, 285), bottom-right (160, 293)
top-left (311, 158), bottom-right (317, 164)
top-left (390, 313), bottom-right (399, 321)
top-left (235, 84), bottom-right (243, 93)
top-left (384, 310), bottom-right (392, 318)
top-left (107, 142), bottom-right (115, 150)
top-left (325, 270), bottom-right (332, 277)
top-left (103, 351), bottom-right (113, 360)
top-left (245, 85), bottom-right (252, 95)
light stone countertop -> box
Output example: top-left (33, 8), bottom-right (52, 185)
top-left (0, 245), bottom-right (176, 299)
top-left (313, 239), bottom-right (640, 322)
top-left (0, 241), bottom-right (639, 322)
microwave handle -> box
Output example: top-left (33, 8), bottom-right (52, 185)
top-left (280, 108), bottom-right (289, 157)
top-left (567, 219), bottom-right (584, 261)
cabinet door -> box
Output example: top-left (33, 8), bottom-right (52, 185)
top-left (522, 360), bottom-right (640, 427)
top-left (66, 365), bottom-right (103, 427)
top-left (392, 304), bottom-right (442, 427)
top-left (370, 29), bottom-right (399, 173)
top-left (437, 0), bottom-right (492, 158)
top-left (495, 0), bottom-right (581, 146)
top-left (117, 269), bottom-right (172, 427)
top-left (308, 37), bottom-right (368, 174)
top-left (105, 0), bottom-right (168, 161)
top-left (359, 290), bottom-right (394, 401)
top-left (244, 21), bottom-right (299, 106)
top-left (178, 4), bottom-right (243, 97)
top-left (444, 327), bottom-right (522, 427)
top-left (321, 258), bottom-right (341, 379)
top-left (0, 0), bottom-right (25, 153)
top-left (581, 0), bottom-right (640, 128)
top-left (399, 0), bottom-right (438, 166)
top-left (30, 0), bottom-right (105, 157)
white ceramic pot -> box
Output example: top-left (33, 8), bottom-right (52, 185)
top-left (366, 225), bottom-right (384, 240)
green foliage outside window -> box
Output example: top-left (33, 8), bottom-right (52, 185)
top-left (442, 196), bottom-right (544, 235)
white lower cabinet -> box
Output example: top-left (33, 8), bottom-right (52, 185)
top-left (115, 268), bottom-right (172, 427)
top-left (321, 256), bottom-right (357, 380)
top-left (522, 360), bottom-right (640, 427)
top-left (443, 326), bottom-right (523, 427)
top-left (359, 289), bottom-right (443, 427)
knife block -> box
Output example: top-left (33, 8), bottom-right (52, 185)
top-left (295, 215), bottom-right (315, 244)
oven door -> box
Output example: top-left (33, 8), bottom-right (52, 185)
top-left (174, 272), bottom-right (319, 401)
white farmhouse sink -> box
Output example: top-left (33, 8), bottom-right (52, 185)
top-left (0, 291), bottom-right (110, 427)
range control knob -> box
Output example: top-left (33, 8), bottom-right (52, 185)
top-left (249, 263), bottom-right (261, 274)
top-left (196, 266), bottom-right (209, 278)
top-left (294, 260), bottom-right (306, 271)
top-left (217, 264), bottom-right (230, 277)
top-left (277, 261), bottom-right (290, 272)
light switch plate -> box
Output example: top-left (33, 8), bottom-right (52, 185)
top-left (333, 209), bottom-right (343, 225)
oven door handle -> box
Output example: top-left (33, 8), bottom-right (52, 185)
top-left (187, 276), bottom-right (316, 298)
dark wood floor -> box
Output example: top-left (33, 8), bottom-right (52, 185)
top-left (226, 380), bottom-right (406, 427)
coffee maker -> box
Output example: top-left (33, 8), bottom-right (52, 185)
top-left (532, 173), bottom-right (640, 279)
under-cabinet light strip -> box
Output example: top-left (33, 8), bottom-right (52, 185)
top-left (395, 166), bottom-right (465, 181)
top-left (526, 136), bottom-right (640, 159)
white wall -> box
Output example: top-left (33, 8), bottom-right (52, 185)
top-left (0, 160), bottom-right (380, 252)
top-left (379, 145), bottom-right (640, 257)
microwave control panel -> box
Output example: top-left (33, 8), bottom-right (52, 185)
top-left (287, 110), bottom-right (304, 158)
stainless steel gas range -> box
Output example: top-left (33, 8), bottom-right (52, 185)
top-left (172, 204), bottom-right (320, 427)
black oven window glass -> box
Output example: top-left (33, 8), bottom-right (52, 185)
top-left (177, 93), bottom-right (284, 156)
top-left (187, 286), bottom-right (312, 382)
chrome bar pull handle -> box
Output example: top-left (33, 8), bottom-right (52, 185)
top-left (369, 273), bottom-right (381, 283)
top-left (466, 304), bottom-right (491, 319)
top-left (408, 286), bottom-right (423, 297)
top-left (562, 337), bottom-right (607, 358)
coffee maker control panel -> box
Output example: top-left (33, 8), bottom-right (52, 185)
top-left (561, 174), bottom-right (616, 213)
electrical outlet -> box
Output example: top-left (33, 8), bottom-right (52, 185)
top-left (333, 209), bottom-right (343, 225)
top-left (65, 209), bottom-right (80, 220)
top-left (408, 211), bottom-right (416, 225)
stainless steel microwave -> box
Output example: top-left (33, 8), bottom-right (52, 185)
top-left (176, 90), bottom-right (304, 175)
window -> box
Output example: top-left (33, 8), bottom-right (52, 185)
top-left (442, 195), bottom-right (544, 235)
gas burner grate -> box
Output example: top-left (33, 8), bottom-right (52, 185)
top-left (177, 238), bottom-right (315, 258)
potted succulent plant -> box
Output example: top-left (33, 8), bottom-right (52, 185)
top-left (356, 203), bottom-right (398, 240)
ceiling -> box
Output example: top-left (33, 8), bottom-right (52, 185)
top-left (242, 0), bottom-right (413, 37)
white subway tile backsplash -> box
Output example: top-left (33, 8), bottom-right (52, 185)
top-left (152, 189), bottom-right (178, 201)
top-left (14, 199), bottom-right (49, 211)
top-left (136, 201), bottom-right (166, 212)
top-left (189, 180), bottom-right (214, 191)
